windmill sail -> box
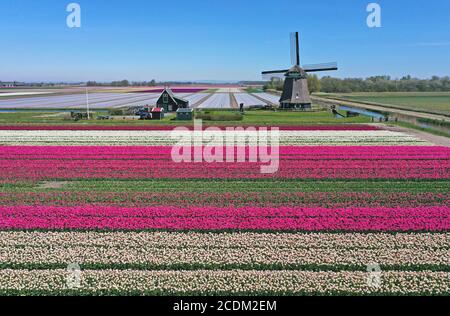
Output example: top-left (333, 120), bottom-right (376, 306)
top-left (303, 62), bottom-right (338, 72)
top-left (290, 32), bottom-right (300, 66)
top-left (262, 69), bottom-right (289, 80)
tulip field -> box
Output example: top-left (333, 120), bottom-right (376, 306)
top-left (0, 124), bottom-right (448, 296)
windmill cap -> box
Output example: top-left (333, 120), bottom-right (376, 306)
top-left (286, 65), bottom-right (307, 77)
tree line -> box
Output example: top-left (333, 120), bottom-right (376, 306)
top-left (86, 80), bottom-right (230, 87)
top-left (264, 75), bottom-right (450, 93)
top-left (86, 80), bottom-right (157, 87)
top-left (0, 81), bottom-right (82, 87)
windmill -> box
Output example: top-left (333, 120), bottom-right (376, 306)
top-left (262, 32), bottom-right (338, 110)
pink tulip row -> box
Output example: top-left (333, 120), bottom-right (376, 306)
top-left (0, 146), bottom-right (448, 180)
top-left (0, 206), bottom-right (448, 231)
top-left (1, 146), bottom-right (447, 159)
top-left (0, 160), bottom-right (447, 179)
top-left (0, 125), bottom-right (381, 131)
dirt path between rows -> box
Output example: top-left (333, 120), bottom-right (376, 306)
top-left (38, 181), bottom-right (68, 189)
top-left (230, 93), bottom-right (238, 109)
top-left (192, 93), bottom-right (213, 108)
top-left (250, 93), bottom-right (278, 107)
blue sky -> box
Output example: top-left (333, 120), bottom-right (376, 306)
top-left (0, 0), bottom-right (449, 82)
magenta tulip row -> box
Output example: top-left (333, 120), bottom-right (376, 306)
top-left (0, 206), bottom-right (448, 231)
top-left (0, 146), bottom-right (448, 180)
top-left (2, 146), bottom-right (447, 159)
top-left (0, 125), bottom-right (381, 131)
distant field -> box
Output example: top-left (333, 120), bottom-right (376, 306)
top-left (240, 111), bottom-right (370, 124)
top-left (245, 87), bottom-right (264, 93)
top-left (0, 110), bottom-right (371, 125)
top-left (323, 92), bottom-right (450, 116)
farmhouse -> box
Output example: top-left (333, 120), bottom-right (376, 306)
top-left (157, 87), bottom-right (189, 112)
top-left (0, 83), bottom-right (14, 88)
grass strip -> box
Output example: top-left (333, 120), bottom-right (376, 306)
top-left (2, 179), bottom-right (448, 193)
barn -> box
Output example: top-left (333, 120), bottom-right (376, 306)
top-left (156, 88), bottom-right (189, 112)
top-left (151, 107), bottom-right (165, 120)
top-left (176, 108), bottom-right (194, 121)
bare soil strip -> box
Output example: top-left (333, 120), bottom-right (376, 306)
top-left (250, 93), bottom-right (278, 107)
top-left (37, 181), bottom-right (69, 189)
top-left (230, 93), bottom-right (239, 109)
top-left (192, 94), bottom-right (213, 108)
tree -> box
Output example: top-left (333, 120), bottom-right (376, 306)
top-left (307, 74), bottom-right (321, 93)
top-left (263, 78), bottom-right (284, 91)
top-left (110, 80), bottom-right (130, 87)
top-left (317, 75), bottom-right (450, 93)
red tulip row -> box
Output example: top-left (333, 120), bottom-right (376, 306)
top-left (0, 146), bottom-right (448, 180)
top-left (0, 206), bottom-right (448, 231)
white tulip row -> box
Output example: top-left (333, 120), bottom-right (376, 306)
top-left (0, 270), bottom-right (447, 295)
top-left (0, 232), bottom-right (447, 267)
top-left (1, 231), bottom-right (447, 249)
top-left (1, 245), bottom-right (447, 267)
top-left (0, 130), bottom-right (427, 146)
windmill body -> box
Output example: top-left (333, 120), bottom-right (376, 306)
top-left (279, 65), bottom-right (311, 109)
top-left (262, 32), bottom-right (338, 110)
